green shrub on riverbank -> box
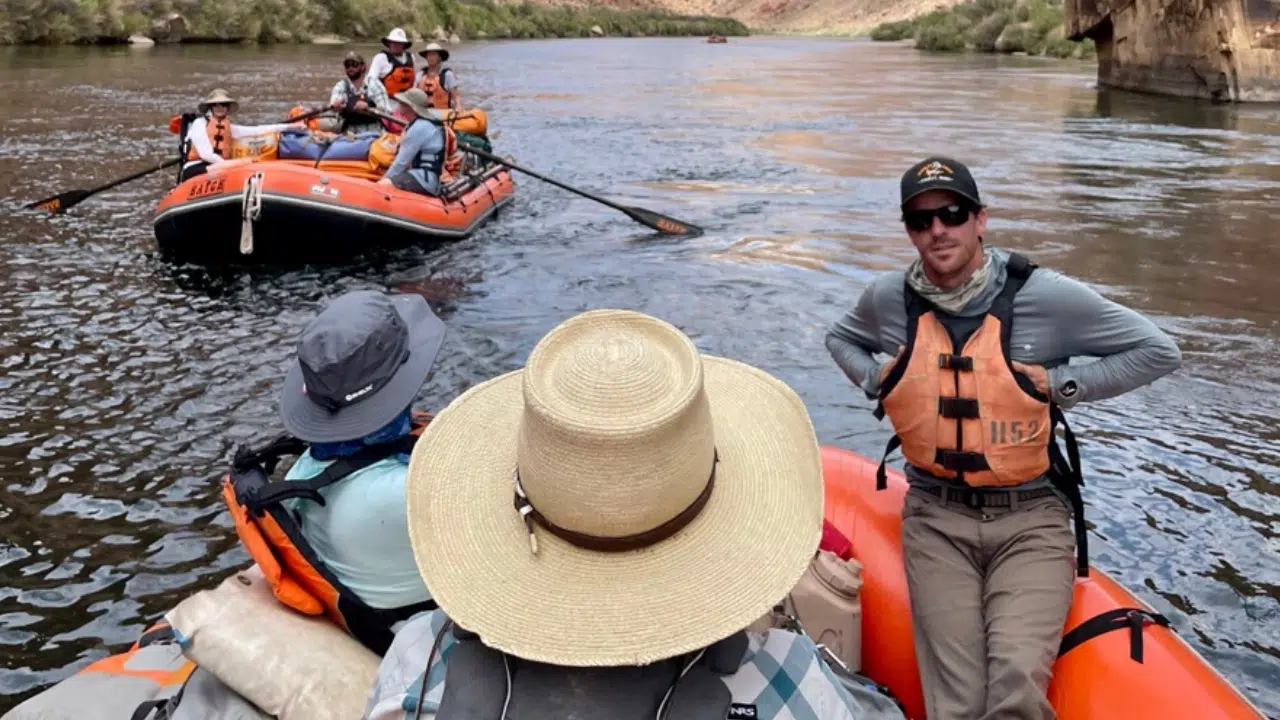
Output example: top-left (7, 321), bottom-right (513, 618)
top-left (870, 0), bottom-right (1095, 59)
top-left (0, 0), bottom-right (748, 45)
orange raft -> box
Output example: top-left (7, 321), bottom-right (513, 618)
top-left (153, 151), bottom-right (514, 263)
top-left (821, 446), bottom-right (1265, 720)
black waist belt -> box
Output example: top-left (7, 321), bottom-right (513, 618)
top-left (916, 484), bottom-right (1059, 509)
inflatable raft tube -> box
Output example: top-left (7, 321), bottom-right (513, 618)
top-left (821, 446), bottom-right (1265, 720)
top-left (152, 158), bottom-right (514, 263)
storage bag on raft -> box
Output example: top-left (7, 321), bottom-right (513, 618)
top-left (455, 131), bottom-right (492, 155)
top-left (162, 565), bottom-right (383, 720)
top-left (276, 130), bottom-right (382, 162)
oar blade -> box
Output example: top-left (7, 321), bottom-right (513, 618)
top-left (24, 190), bottom-right (88, 215)
top-left (622, 205), bottom-right (703, 237)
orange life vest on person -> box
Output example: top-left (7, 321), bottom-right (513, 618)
top-left (186, 116), bottom-right (232, 162)
top-left (220, 411), bottom-right (435, 655)
top-left (442, 123), bottom-right (460, 180)
top-left (873, 253), bottom-right (1089, 574)
top-left (380, 51), bottom-right (416, 96)
top-left (417, 67), bottom-right (455, 109)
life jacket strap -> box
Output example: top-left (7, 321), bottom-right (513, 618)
top-left (234, 434), bottom-right (418, 515)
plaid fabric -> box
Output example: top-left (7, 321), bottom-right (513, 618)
top-left (330, 77), bottom-right (393, 116)
top-left (362, 611), bottom-right (903, 720)
top-left (363, 610), bottom-right (456, 720)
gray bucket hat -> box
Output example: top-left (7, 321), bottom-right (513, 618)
top-left (393, 88), bottom-right (435, 118)
top-left (279, 291), bottom-right (446, 443)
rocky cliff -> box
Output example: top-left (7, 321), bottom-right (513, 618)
top-left (1066, 0), bottom-right (1280, 101)
top-left (522, 0), bottom-right (964, 34)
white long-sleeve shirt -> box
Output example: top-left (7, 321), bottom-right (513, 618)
top-left (183, 116), bottom-right (293, 166)
top-left (363, 51), bottom-right (420, 90)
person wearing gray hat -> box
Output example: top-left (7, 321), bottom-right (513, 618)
top-left (824, 157), bottom-right (1181, 719)
top-left (376, 87), bottom-right (448, 196)
top-left (221, 290), bottom-right (446, 654)
top-left (320, 50), bottom-right (394, 135)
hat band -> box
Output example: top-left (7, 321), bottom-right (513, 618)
top-left (512, 450), bottom-right (719, 555)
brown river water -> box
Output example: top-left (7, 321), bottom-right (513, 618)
top-left (0, 37), bottom-right (1277, 715)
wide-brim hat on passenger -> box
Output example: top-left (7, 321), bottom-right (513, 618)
top-left (404, 308), bottom-right (825, 667)
top-left (393, 88), bottom-right (435, 119)
top-left (382, 27), bottom-right (412, 47)
top-left (417, 41), bottom-right (450, 62)
top-left (279, 291), bottom-right (446, 443)
top-left (198, 88), bottom-right (239, 114)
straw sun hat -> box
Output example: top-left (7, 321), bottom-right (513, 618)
top-left (405, 309), bottom-right (825, 667)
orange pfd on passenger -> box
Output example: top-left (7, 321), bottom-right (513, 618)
top-left (873, 252), bottom-right (1089, 575)
top-left (220, 412), bottom-right (436, 656)
top-left (417, 67), bottom-right (455, 109)
top-left (380, 51), bottom-right (416, 96)
top-left (186, 116), bottom-right (232, 162)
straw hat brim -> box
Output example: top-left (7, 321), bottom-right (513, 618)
top-left (198, 100), bottom-right (239, 113)
top-left (405, 355), bottom-right (824, 667)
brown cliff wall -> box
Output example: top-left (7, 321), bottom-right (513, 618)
top-left (1067, 0), bottom-right (1280, 101)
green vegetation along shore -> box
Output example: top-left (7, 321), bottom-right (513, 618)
top-left (871, 0), bottom-right (1095, 59)
top-left (0, 0), bottom-right (749, 45)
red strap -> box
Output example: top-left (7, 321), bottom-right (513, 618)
top-left (820, 519), bottom-right (853, 561)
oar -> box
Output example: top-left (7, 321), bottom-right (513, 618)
top-left (26, 106), bottom-right (333, 215)
top-left (23, 157), bottom-right (183, 214)
top-left (369, 109), bottom-right (702, 237)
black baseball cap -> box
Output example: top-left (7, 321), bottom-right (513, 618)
top-left (900, 156), bottom-right (983, 209)
top-left (279, 291), bottom-right (446, 443)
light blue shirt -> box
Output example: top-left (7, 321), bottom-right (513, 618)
top-left (385, 119), bottom-right (444, 194)
top-left (283, 450), bottom-right (432, 609)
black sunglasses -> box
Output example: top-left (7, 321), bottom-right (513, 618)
top-left (344, 61), bottom-right (363, 68)
top-left (902, 204), bottom-right (973, 232)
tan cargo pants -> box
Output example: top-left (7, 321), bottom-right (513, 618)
top-left (901, 487), bottom-right (1076, 720)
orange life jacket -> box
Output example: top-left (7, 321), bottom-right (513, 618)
top-left (380, 51), bottom-right (416, 96)
top-left (442, 124), bottom-right (460, 181)
top-left (417, 67), bottom-right (455, 109)
top-left (186, 116), bottom-right (232, 162)
top-left (220, 411), bottom-right (435, 655)
top-left (873, 253), bottom-right (1088, 575)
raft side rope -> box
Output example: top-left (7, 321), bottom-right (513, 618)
top-left (239, 171), bottom-right (264, 255)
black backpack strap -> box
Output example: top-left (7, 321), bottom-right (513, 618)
top-left (1048, 405), bottom-right (1089, 577)
top-left (238, 434), bottom-right (417, 513)
top-left (232, 434), bottom-right (307, 476)
top-left (991, 252), bottom-right (1036, 361)
top-left (875, 435), bottom-right (902, 491)
top-left (1058, 608), bottom-right (1170, 662)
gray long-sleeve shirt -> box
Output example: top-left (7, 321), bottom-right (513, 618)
top-left (826, 245), bottom-right (1183, 490)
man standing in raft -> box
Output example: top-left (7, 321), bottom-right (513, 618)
top-left (365, 28), bottom-right (418, 98)
top-left (825, 156), bottom-right (1182, 719)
